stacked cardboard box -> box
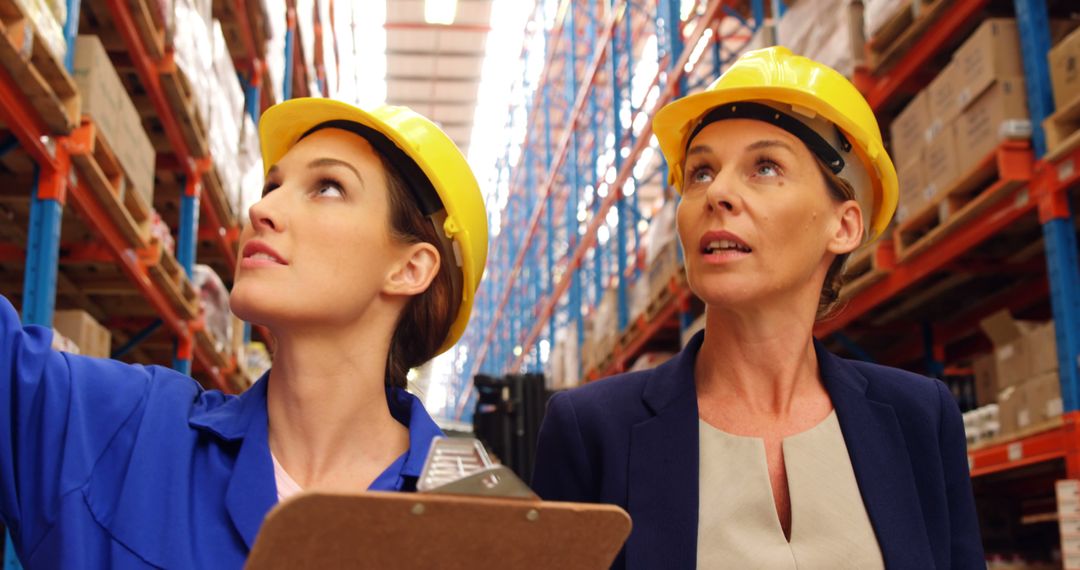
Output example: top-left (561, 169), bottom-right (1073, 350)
top-left (862, 0), bottom-right (909, 41)
top-left (72, 36), bottom-right (157, 208)
top-left (1059, 480), bottom-right (1080, 570)
top-left (53, 310), bottom-right (112, 359)
top-left (1049, 27), bottom-right (1080, 108)
top-left (891, 19), bottom-right (1031, 224)
top-left (962, 404), bottom-right (1000, 447)
top-left (208, 20), bottom-right (248, 216)
top-left (172, 0), bottom-right (214, 133)
top-left (977, 310), bottom-right (1060, 436)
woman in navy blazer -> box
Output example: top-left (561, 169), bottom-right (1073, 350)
top-left (532, 47), bottom-right (983, 569)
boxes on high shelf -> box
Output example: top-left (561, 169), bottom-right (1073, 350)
top-left (1049, 26), bottom-right (1080, 108)
top-left (888, 91), bottom-right (930, 168)
top-left (927, 62), bottom-right (962, 135)
top-left (53, 310), bottom-right (111, 359)
top-left (647, 238), bottom-right (682, 304)
top-left (922, 121), bottom-right (959, 200)
top-left (979, 310), bottom-right (1059, 392)
top-left (72, 36), bottom-right (156, 208)
top-left (594, 286), bottom-right (619, 360)
top-left (862, 0), bottom-right (908, 40)
top-left (894, 152), bottom-right (928, 224)
top-left (237, 115), bottom-right (263, 216)
top-left (952, 19), bottom-right (1024, 110)
top-left (997, 371), bottom-right (1063, 436)
top-left (262, 0), bottom-right (288, 104)
top-left (973, 352), bottom-right (998, 407)
top-left (954, 77), bottom-right (1029, 175)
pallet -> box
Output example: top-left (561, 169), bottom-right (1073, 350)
top-left (1044, 92), bottom-right (1080, 161)
top-left (81, 0), bottom-right (166, 60)
top-left (158, 60), bottom-right (210, 158)
top-left (194, 326), bottom-right (230, 370)
top-left (868, 0), bottom-right (951, 74)
top-left (68, 118), bottom-right (153, 249)
top-left (895, 143), bottom-right (1031, 262)
top-left (145, 242), bottom-right (200, 320)
top-left (202, 164), bottom-right (237, 230)
top-left (0, 0), bottom-right (80, 133)
top-left (967, 415), bottom-right (1064, 453)
top-left (865, 0), bottom-right (917, 54)
top-left (839, 239), bottom-right (895, 300)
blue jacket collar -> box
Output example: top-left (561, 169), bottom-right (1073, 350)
top-left (188, 372), bottom-right (444, 549)
top-left (626, 331), bottom-right (933, 569)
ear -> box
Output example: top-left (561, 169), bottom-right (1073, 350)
top-left (384, 242), bottom-right (441, 297)
top-left (826, 199), bottom-right (864, 255)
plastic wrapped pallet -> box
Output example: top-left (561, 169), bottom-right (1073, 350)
top-left (172, 0), bottom-right (214, 130)
top-left (237, 114), bottom-right (264, 216)
top-left (13, 0), bottom-right (66, 61)
top-left (777, 0), bottom-right (856, 77)
top-left (862, 0), bottom-right (907, 40)
top-left (193, 265), bottom-right (233, 357)
top-left (262, 0), bottom-right (288, 104)
top-left (208, 19), bottom-right (246, 214)
top-left (295, 0), bottom-right (318, 95)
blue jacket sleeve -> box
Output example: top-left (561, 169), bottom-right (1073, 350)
top-left (937, 381), bottom-right (985, 568)
top-left (0, 295), bottom-right (151, 557)
top-left (530, 391), bottom-right (595, 502)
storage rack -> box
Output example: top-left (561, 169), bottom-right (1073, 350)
top-left (451, 0), bottom-right (1080, 557)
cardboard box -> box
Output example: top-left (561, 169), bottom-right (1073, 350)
top-left (889, 91), bottom-right (930, 167)
top-left (973, 353), bottom-right (998, 407)
top-left (73, 36), bottom-right (156, 207)
top-left (953, 19), bottom-right (1023, 110)
top-left (1028, 321), bottom-right (1058, 377)
top-left (927, 62), bottom-right (962, 133)
top-left (1019, 371), bottom-right (1063, 431)
top-left (923, 121), bottom-right (959, 198)
top-left (1049, 26), bottom-right (1080, 108)
top-left (863, 0), bottom-right (909, 39)
top-left (53, 310), bottom-right (111, 359)
top-left (954, 77), bottom-right (1029, 178)
top-left (981, 310), bottom-right (1032, 390)
top-left (894, 154), bottom-right (926, 224)
top-left (997, 384), bottom-right (1023, 436)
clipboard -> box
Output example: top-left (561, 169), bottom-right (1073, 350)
top-left (245, 438), bottom-right (631, 569)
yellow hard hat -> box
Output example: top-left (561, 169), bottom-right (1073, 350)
top-left (259, 98), bottom-right (488, 354)
top-left (653, 46), bottom-right (898, 239)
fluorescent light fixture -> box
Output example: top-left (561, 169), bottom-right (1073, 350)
top-left (425, 0), bottom-right (458, 25)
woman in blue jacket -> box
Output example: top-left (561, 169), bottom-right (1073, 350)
top-left (532, 47), bottom-right (984, 569)
top-left (1, 99), bottom-right (488, 568)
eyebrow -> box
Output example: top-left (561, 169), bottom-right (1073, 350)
top-left (745, 139), bottom-right (795, 153)
top-left (307, 158), bottom-right (364, 186)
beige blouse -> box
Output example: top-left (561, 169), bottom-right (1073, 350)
top-left (697, 411), bottom-right (884, 569)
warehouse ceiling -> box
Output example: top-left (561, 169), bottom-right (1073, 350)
top-left (384, 0), bottom-right (495, 152)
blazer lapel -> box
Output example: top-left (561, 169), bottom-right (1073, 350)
top-left (817, 342), bottom-right (936, 569)
top-left (625, 334), bottom-right (702, 570)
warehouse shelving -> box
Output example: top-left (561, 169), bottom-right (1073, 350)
top-left (455, 0), bottom-right (1080, 510)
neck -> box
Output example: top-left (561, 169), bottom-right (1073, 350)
top-left (265, 316), bottom-right (409, 491)
top-left (694, 296), bottom-right (822, 419)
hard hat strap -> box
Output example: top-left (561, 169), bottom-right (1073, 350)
top-left (686, 102), bottom-right (846, 175)
top-left (300, 120), bottom-right (445, 217)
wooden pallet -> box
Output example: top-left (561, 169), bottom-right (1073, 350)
top-left (68, 118), bottom-right (153, 249)
top-left (839, 238), bottom-right (896, 300)
top-left (81, 0), bottom-right (166, 60)
top-left (1044, 92), bottom-right (1080, 161)
top-left (0, 0), bottom-right (80, 133)
top-left (146, 242), bottom-right (200, 320)
top-left (895, 143), bottom-right (1031, 262)
top-left (865, 0), bottom-right (917, 54)
top-left (202, 164), bottom-right (237, 230)
top-left (158, 60), bottom-right (210, 158)
top-left (868, 0), bottom-right (952, 73)
top-left (195, 326), bottom-right (230, 370)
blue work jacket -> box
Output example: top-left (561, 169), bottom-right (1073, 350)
top-left (0, 295), bottom-right (443, 568)
top-left (532, 331), bottom-right (985, 569)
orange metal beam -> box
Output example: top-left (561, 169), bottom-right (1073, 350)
top-left (968, 411), bottom-right (1080, 478)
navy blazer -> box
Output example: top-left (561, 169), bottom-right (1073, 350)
top-left (532, 332), bottom-right (984, 569)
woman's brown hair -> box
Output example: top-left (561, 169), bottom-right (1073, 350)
top-left (379, 153), bottom-right (460, 389)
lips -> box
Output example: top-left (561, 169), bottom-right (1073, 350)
top-left (699, 231), bottom-right (752, 255)
top-left (241, 240), bottom-right (288, 265)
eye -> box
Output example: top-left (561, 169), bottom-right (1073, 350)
top-left (315, 179), bottom-right (345, 198)
top-left (753, 158), bottom-right (782, 178)
top-left (686, 165), bottom-right (715, 186)
top-left (261, 182), bottom-right (279, 197)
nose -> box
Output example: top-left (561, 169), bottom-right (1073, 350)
top-left (248, 193), bottom-right (284, 233)
top-left (703, 169), bottom-right (742, 215)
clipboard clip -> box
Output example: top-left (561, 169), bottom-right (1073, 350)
top-left (416, 437), bottom-right (538, 500)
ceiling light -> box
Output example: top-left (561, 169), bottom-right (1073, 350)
top-left (425, 0), bottom-right (458, 25)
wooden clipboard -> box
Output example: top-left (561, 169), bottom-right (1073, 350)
top-left (245, 491), bottom-right (631, 569)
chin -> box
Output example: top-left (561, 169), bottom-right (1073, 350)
top-left (686, 273), bottom-right (767, 309)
